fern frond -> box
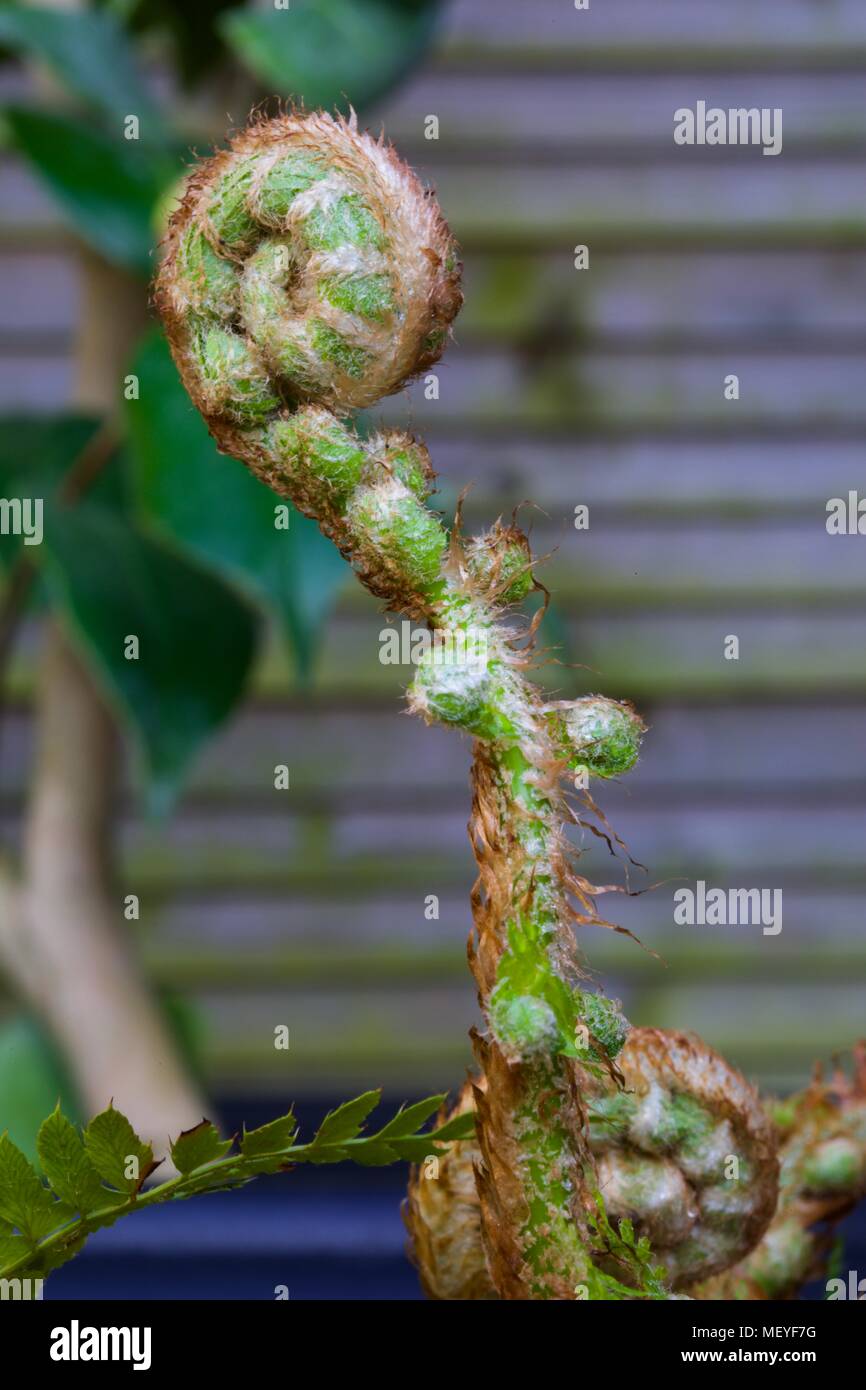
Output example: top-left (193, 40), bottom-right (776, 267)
top-left (0, 1092), bottom-right (474, 1283)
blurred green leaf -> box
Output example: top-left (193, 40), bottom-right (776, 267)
top-left (3, 107), bottom-right (166, 274)
top-left (277, 496), bottom-right (348, 679)
top-left (0, 416), bottom-right (102, 490)
top-left (0, 1017), bottom-right (79, 1165)
top-left (108, 0), bottom-right (239, 87)
top-left (160, 991), bottom-right (208, 1088)
top-left (0, 7), bottom-right (163, 136)
top-left (220, 0), bottom-right (441, 112)
top-left (127, 332), bottom-right (345, 680)
top-left (39, 500), bottom-right (259, 810)
top-left (0, 415), bottom-right (97, 574)
top-left (533, 593), bottom-right (576, 669)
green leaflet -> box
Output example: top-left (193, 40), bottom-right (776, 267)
top-left (240, 1113), bottom-right (298, 1165)
top-left (36, 1108), bottom-right (105, 1216)
top-left (83, 1104), bottom-right (156, 1195)
top-left (424, 1110), bottom-right (475, 1143)
top-left (0, 1135), bottom-right (70, 1245)
top-left (0, 1093), bottom-right (474, 1284)
top-left (308, 1090), bottom-right (382, 1148)
top-left (170, 1121), bottom-right (233, 1176)
top-left (376, 1095), bottom-right (445, 1139)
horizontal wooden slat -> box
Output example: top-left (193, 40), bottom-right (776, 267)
top-left (423, 159), bottom-right (866, 248)
top-left (0, 251), bottom-right (78, 333)
top-left (553, 610), bottom-right (866, 696)
top-left (4, 701), bottom-right (865, 799)
top-left (5, 605), bottom-right (866, 706)
top-left (153, 701), bottom-right (866, 797)
top-left (639, 982), bottom-right (865, 1062)
top-left (0, 801), bottom-right (844, 891)
top-left (108, 979), bottom-right (862, 1095)
top-left (445, 0), bottom-right (866, 55)
top-left (384, 71), bottom-right (866, 145)
top-left (430, 436), bottom-right (866, 510)
top-left (0, 351), bottom-right (70, 407)
top-left (392, 348), bottom-right (866, 429)
top-left (437, 47), bottom-right (866, 77)
top-left (546, 521), bottom-right (866, 596)
top-left (128, 888), bottom-right (866, 979)
top-left (461, 249), bottom-right (866, 340)
top-left (133, 933), bottom-right (866, 991)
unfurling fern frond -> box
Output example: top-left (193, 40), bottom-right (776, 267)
top-left (154, 110), bottom-right (866, 1302)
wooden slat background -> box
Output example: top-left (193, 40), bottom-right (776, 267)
top-left (1, 0), bottom-right (865, 1098)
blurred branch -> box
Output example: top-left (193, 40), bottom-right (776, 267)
top-left (0, 859), bottom-right (39, 1001)
top-left (0, 555), bottom-right (37, 692)
top-left (7, 621), bottom-right (206, 1145)
top-left (57, 417), bottom-right (120, 505)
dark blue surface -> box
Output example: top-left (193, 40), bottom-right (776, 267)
top-left (47, 1174), bottom-right (427, 1300)
top-left (44, 1096), bottom-right (866, 1301)
top-left (48, 1095), bottom-right (425, 1301)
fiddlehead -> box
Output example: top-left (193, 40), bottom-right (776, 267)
top-left (156, 110), bottom-right (459, 620)
top-left (693, 1045), bottom-right (866, 1299)
top-left (157, 109), bottom-right (623, 1299)
top-left (157, 111), bottom-right (863, 1301)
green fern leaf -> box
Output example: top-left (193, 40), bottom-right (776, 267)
top-left (0, 1134), bottom-right (67, 1243)
top-left (309, 1090), bottom-right (381, 1148)
top-left (170, 1120), bottom-right (233, 1175)
top-left (83, 1104), bottom-right (157, 1193)
top-left (37, 1105), bottom-right (106, 1215)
